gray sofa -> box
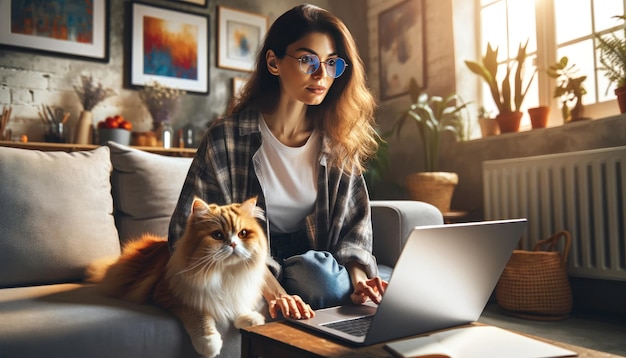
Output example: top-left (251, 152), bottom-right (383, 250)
top-left (0, 141), bottom-right (443, 358)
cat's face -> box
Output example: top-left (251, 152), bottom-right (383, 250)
top-left (175, 197), bottom-right (268, 271)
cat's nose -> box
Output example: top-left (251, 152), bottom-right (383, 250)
top-left (229, 242), bottom-right (237, 248)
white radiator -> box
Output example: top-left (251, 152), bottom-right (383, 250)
top-left (483, 146), bottom-right (626, 281)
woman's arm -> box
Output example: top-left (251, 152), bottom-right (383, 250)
top-left (262, 267), bottom-right (315, 319)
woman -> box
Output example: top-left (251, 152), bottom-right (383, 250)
top-left (169, 4), bottom-right (385, 320)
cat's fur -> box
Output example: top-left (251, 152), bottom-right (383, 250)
top-left (86, 197), bottom-right (268, 358)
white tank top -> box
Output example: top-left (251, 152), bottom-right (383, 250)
top-left (257, 117), bottom-right (321, 234)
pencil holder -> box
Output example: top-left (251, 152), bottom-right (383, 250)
top-left (44, 122), bottom-right (67, 143)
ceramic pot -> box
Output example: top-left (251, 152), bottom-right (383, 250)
top-left (495, 111), bottom-right (523, 133)
top-left (74, 110), bottom-right (93, 144)
top-left (479, 117), bottom-right (500, 137)
top-left (98, 128), bottom-right (131, 145)
top-left (615, 86), bottom-right (626, 114)
top-left (528, 106), bottom-right (550, 129)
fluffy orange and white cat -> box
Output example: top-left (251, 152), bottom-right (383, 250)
top-left (86, 197), bottom-right (268, 358)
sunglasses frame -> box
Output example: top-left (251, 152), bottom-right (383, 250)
top-left (284, 54), bottom-right (348, 78)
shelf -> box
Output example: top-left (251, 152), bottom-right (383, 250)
top-left (0, 141), bottom-right (197, 157)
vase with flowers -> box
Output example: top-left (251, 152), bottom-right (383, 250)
top-left (73, 74), bottom-right (115, 144)
top-left (138, 81), bottom-right (185, 148)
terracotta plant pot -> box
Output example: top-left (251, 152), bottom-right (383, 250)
top-left (528, 106), bottom-right (549, 129)
top-left (495, 111), bottom-right (523, 133)
top-left (479, 117), bottom-right (500, 137)
top-left (405, 172), bottom-right (458, 214)
top-left (615, 86), bottom-right (626, 114)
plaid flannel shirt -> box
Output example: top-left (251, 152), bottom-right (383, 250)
top-left (168, 107), bottom-right (378, 277)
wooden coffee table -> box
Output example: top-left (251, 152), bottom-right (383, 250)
top-left (241, 321), bottom-right (621, 358)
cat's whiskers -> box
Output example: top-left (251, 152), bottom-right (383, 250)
top-left (176, 250), bottom-right (217, 275)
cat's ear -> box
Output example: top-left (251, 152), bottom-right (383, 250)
top-left (191, 197), bottom-right (211, 215)
top-left (239, 196), bottom-right (265, 221)
top-left (239, 196), bottom-right (257, 216)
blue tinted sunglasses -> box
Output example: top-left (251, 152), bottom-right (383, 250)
top-left (285, 54), bottom-right (348, 78)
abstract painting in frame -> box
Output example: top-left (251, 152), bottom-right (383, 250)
top-left (0, 0), bottom-right (109, 62)
top-left (217, 6), bottom-right (268, 72)
top-left (378, 0), bottom-right (425, 101)
top-left (170, 0), bottom-right (207, 8)
top-left (130, 2), bottom-right (209, 94)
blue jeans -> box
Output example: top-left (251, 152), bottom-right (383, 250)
top-left (271, 232), bottom-right (353, 309)
top-left (281, 250), bottom-right (353, 309)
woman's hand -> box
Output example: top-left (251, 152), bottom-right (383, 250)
top-left (350, 276), bottom-right (388, 305)
top-left (346, 262), bottom-right (388, 305)
top-left (267, 293), bottom-right (315, 320)
top-left (262, 268), bottom-right (315, 320)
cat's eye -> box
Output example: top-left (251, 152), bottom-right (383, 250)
top-left (238, 230), bottom-right (248, 239)
top-left (211, 231), bottom-right (224, 240)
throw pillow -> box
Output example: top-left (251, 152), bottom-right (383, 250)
top-left (0, 146), bottom-right (121, 288)
top-left (107, 142), bottom-right (193, 244)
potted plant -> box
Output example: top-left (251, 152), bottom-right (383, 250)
top-left (478, 106), bottom-right (500, 136)
top-left (547, 56), bottom-right (588, 123)
top-left (465, 41), bottom-right (536, 132)
top-left (390, 78), bottom-right (469, 213)
top-left (596, 15), bottom-right (626, 113)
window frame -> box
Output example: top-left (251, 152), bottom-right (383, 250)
top-left (476, 0), bottom-right (625, 128)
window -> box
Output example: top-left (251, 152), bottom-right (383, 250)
top-left (478, 0), bottom-right (625, 128)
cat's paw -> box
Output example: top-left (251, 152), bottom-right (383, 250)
top-left (234, 311), bottom-right (265, 328)
top-left (191, 333), bottom-right (222, 358)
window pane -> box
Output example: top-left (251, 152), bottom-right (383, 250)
top-left (555, 0), bottom-right (592, 43)
top-left (481, 1), bottom-right (507, 62)
top-left (594, 0), bottom-right (624, 33)
top-left (595, 31), bottom-right (622, 102)
top-left (508, 0), bottom-right (537, 57)
top-left (558, 41), bottom-right (595, 105)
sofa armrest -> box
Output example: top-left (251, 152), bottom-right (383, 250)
top-left (371, 200), bottom-right (444, 268)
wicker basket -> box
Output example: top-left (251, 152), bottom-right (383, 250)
top-left (495, 230), bottom-right (573, 320)
top-left (405, 172), bottom-right (458, 213)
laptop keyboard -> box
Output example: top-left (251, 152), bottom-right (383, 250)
top-left (322, 316), bottom-right (373, 337)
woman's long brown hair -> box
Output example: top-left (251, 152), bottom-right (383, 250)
top-left (228, 4), bottom-right (378, 174)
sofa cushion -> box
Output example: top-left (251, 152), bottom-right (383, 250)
top-left (107, 142), bottom-right (193, 244)
top-left (0, 146), bottom-right (121, 288)
top-left (0, 283), bottom-right (202, 358)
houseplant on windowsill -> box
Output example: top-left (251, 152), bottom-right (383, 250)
top-left (465, 41), bottom-right (536, 132)
top-left (547, 56), bottom-right (588, 123)
top-left (478, 106), bottom-right (500, 136)
top-left (391, 78), bottom-right (469, 214)
top-left (596, 14), bottom-right (626, 113)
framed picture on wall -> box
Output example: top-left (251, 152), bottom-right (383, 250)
top-left (129, 2), bottom-right (209, 94)
top-left (169, 0), bottom-right (208, 8)
top-left (378, 0), bottom-right (426, 101)
top-left (217, 6), bottom-right (268, 72)
top-left (232, 77), bottom-right (248, 98)
top-left (0, 0), bottom-right (109, 62)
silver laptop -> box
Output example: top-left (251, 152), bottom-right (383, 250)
top-left (288, 218), bottom-right (528, 346)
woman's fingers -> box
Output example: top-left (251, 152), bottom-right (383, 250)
top-left (352, 277), bottom-right (389, 305)
top-left (268, 294), bottom-right (315, 319)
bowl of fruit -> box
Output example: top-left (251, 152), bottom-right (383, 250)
top-left (97, 115), bottom-right (133, 145)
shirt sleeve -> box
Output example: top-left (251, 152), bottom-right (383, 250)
top-left (327, 167), bottom-right (378, 278)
